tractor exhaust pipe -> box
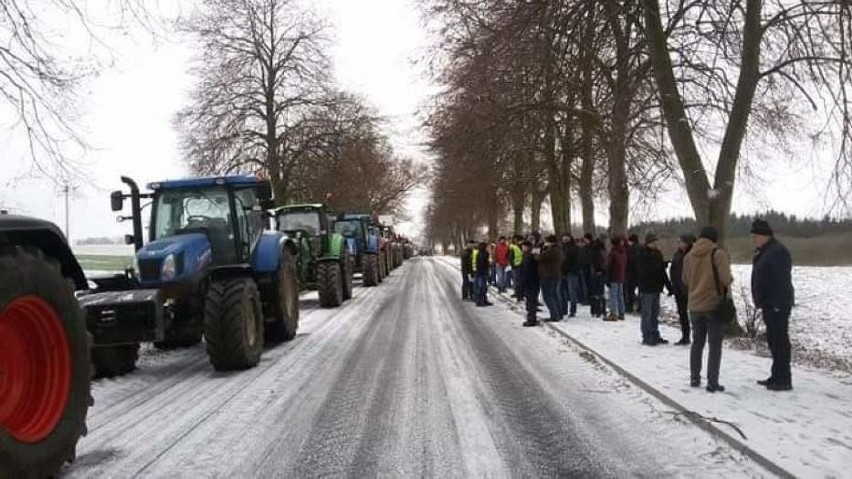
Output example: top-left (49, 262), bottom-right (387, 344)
top-left (121, 176), bottom-right (144, 252)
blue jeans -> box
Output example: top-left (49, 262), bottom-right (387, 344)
top-left (474, 275), bottom-right (488, 305)
top-left (495, 265), bottom-right (508, 292)
top-left (609, 282), bottom-right (625, 316)
top-left (561, 274), bottom-right (579, 316)
top-left (541, 278), bottom-right (563, 320)
top-left (640, 293), bottom-right (661, 342)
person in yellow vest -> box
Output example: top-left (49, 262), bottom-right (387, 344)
top-left (508, 235), bottom-right (524, 299)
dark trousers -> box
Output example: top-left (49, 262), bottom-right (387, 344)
top-left (589, 273), bottom-right (606, 317)
top-left (541, 278), bottom-right (563, 320)
top-left (764, 307), bottom-right (792, 384)
top-left (675, 293), bottom-right (690, 340)
top-left (525, 284), bottom-right (540, 321)
top-left (461, 274), bottom-right (472, 300)
top-left (690, 311), bottom-right (724, 386)
top-left (625, 278), bottom-right (638, 312)
top-left (474, 274), bottom-right (488, 305)
top-left (578, 270), bottom-right (590, 304)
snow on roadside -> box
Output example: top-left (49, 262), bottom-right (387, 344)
top-left (438, 255), bottom-right (852, 478)
top-left (658, 265), bottom-right (852, 372)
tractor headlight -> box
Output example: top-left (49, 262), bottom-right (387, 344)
top-left (161, 254), bottom-right (177, 281)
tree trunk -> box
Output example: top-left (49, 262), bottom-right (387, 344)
top-left (511, 183), bottom-right (526, 235)
top-left (606, 9), bottom-right (632, 238)
top-left (531, 188), bottom-right (546, 233)
top-left (579, 7), bottom-right (596, 235)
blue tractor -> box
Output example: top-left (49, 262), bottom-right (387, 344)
top-left (334, 213), bottom-right (384, 287)
top-left (81, 175), bottom-right (300, 375)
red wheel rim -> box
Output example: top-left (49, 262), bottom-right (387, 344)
top-left (0, 296), bottom-right (71, 443)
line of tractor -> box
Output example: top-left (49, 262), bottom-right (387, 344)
top-left (0, 174), bottom-right (413, 476)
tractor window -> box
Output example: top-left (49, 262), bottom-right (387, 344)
top-left (153, 188), bottom-right (231, 240)
top-left (334, 220), bottom-right (361, 239)
top-left (233, 187), bottom-right (262, 255)
top-left (277, 211), bottom-right (321, 236)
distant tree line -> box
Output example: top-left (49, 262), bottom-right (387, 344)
top-left (75, 237), bottom-right (124, 246)
top-left (633, 212), bottom-right (852, 239)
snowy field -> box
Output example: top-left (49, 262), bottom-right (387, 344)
top-left (73, 244), bottom-right (135, 256)
top-left (659, 265), bottom-right (852, 371)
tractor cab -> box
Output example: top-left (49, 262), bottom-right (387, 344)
top-left (274, 204), bottom-right (335, 257)
top-left (112, 176), bottom-right (273, 286)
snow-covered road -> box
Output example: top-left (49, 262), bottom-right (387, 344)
top-left (65, 258), bottom-right (768, 478)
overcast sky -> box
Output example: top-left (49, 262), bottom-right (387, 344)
top-left (0, 0), bottom-right (841, 243)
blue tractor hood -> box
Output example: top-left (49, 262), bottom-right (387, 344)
top-left (135, 233), bottom-right (212, 285)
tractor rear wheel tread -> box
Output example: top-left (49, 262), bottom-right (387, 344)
top-left (265, 249), bottom-right (300, 344)
top-left (341, 253), bottom-right (353, 301)
top-left (362, 254), bottom-right (379, 287)
top-left (316, 261), bottom-right (343, 308)
top-left (203, 278), bottom-right (264, 371)
top-left (0, 246), bottom-right (91, 477)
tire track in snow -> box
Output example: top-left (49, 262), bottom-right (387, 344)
top-left (65, 281), bottom-right (390, 478)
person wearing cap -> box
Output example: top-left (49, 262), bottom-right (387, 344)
top-left (588, 234), bottom-right (608, 318)
top-left (538, 234), bottom-right (565, 322)
top-left (638, 233), bottom-right (673, 345)
top-left (460, 239), bottom-right (476, 301)
top-left (519, 240), bottom-right (540, 327)
top-left (751, 219), bottom-right (795, 391)
top-left (576, 233), bottom-right (594, 305)
top-left (560, 234), bottom-right (580, 318)
top-left (670, 233), bottom-right (696, 345)
top-left (683, 226), bottom-right (732, 393)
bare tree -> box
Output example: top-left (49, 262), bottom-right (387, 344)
top-left (175, 0), bottom-right (330, 204)
top-left (0, 0), bottom-right (162, 182)
top-left (643, 0), bottom-right (852, 239)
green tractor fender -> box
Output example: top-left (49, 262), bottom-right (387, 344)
top-left (318, 233), bottom-right (348, 262)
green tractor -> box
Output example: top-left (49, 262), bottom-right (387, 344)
top-left (273, 204), bottom-right (354, 307)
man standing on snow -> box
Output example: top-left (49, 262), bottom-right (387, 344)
top-left (683, 227), bottom-right (732, 393)
top-left (538, 235), bottom-right (564, 322)
top-left (519, 240), bottom-right (540, 327)
top-left (625, 233), bottom-right (641, 313)
top-left (460, 239), bottom-right (476, 301)
top-left (606, 236), bottom-right (628, 321)
top-left (670, 233), bottom-right (696, 345)
top-left (493, 236), bottom-right (510, 293)
top-left (638, 233), bottom-right (673, 345)
top-left (474, 242), bottom-right (493, 307)
top-left (751, 219), bottom-right (795, 391)
top-left (561, 234), bottom-right (580, 318)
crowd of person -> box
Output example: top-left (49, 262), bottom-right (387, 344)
top-left (459, 218), bottom-right (795, 393)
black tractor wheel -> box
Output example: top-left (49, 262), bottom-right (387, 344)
top-left (91, 344), bottom-right (140, 378)
top-left (341, 253), bottom-right (354, 301)
top-left (0, 246), bottom-right (92, 477)
top-left (265, 249), bottom-right (300, 344)
top-left (316, 261), bottom-right (343, 308)
top-left (204, 278), bottom-right (264, 371)
top-left (155, 298), bottom-right (203, 349)
top-left (362, 254), bottom-right (379, 287)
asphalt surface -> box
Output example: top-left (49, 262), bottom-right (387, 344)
top-left (64, 257), bottom-right (765, 478)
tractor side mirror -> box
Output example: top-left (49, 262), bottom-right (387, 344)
top-left (124, 234), bottom-right (135, 245)
top-left (257, 182), bottom-right (272, 202)
top-left (110, 191), bottom-right (124, 212)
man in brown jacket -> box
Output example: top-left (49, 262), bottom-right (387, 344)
top-left (682, 226), bottom-right (733, 393)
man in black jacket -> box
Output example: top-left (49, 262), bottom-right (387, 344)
top-left (638, 233), bottom-right (673, 345)
top-left (626, 234), bottom-right (641, 313)
top-left (474, 242), bottom-right (493, 307)
top-left (460, 240), bottom-right (476, 301)
top-left (519, 241), bottom-right (540, 327)
top-left (561, 234), bottom-right (579, 318)
top-left (669, 233), bottom-right (695, 345)
top-left (576, 234), bottom-right (593, 304)
top-left (751, 219), bottom-right (795, 391)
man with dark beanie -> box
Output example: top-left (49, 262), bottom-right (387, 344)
top-left (670, 233), bottom-right (696, 344)
top-left (751, 218), bottom-right (795, 391)
top-left (683, 226), bottom-right (732, 393)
